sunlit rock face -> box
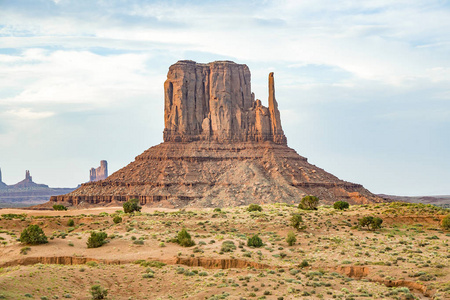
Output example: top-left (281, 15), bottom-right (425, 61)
top-left (163, 60), bottom-right (286, 145)
top-left (50, 61), bottom-right (385, 208)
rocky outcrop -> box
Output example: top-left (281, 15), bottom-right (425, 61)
top-left (0, 169), bottom-right (75, 208)
top-left (0, 168), bottom-right (7, 189)
top-left (50, 60), bottom-right (386, 208)
top-left (11, 170), bottom-right (48, 189)
top-left (0, 255), bottom-right (272, 270)
top-left (90, 160), bottom-right (108, 182)
top-left (163, 60), bottom-right (286, 144)
top-left (50, 141), bottom-right (383, 207)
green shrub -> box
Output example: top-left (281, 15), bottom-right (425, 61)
top-left (247, 204), bottom-right (262, 212)
top-left (441, 214), bottom-right (450, 230)
top-left (113, 216), bottom-right (122, 224)
top-left (176, 228), bottom-right (195, 247)
top-left (123, 198), bottom-right (141, 213)
top-left (299, 260), bottom-right (309, 268)
top-left (333, 201), bottom-right (350, 210)
top-left (247, 234), bottom-right (263, 248)
top-left (90, 284), bottom-right (108, 299)
top-left (20, 225), bottom-right (48, 245)
top-left (359, 216), bottom-right (383, 231)
top-left (87, 231), bottom-right (108, 248)
top-left (221, 241), bottom-right (236, 252)
top-left (299, 195), bottom-right (319, 210)
top-left (286, 231), bottom-right (296, 246)
top-left (67, 219), bottom-right (75, 226)
top-left (290, 213), bottom-right (305, 231)
top-left (52, 204), bottom-right (67, 211)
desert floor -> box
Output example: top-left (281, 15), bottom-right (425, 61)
top-left (0, 202), bottom-right (449, 300)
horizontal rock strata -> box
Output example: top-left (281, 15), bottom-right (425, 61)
top-left (51, 141), bottom-right (383, 207)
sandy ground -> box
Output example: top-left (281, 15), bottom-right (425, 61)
top-left (0, 202), bottom-right (449, 299)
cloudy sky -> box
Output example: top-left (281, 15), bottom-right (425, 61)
top-left (0, 0), bottom-right (449, 196)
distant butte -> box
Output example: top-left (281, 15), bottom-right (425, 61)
top-left (50, 60), bottom-right (385, 208)
top-left (89, 160), bottom-right (108, 182)
top-left (11, 170), bottom-right (49, 189)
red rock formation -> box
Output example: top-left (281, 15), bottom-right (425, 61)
top-left (11, 170), bottom-right (48, 189)
top-left (50, 61), bottom-right (386, 208)
top-left (163, 60), bottom-right (286, 144)
top-left (89, 160), bottom-right (108, 182)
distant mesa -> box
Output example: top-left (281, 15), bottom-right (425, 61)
top-left (11, 170), bottom-right (49, 189)
top-left (50, 60), bottom-right (385, 208)
top-left (89, 160), bottom-right (108, 182)
top-left (0, 169), bottom-right (76, 208)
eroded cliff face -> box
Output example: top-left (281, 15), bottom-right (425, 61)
top-left (163, 60), bottom-right (286, 145)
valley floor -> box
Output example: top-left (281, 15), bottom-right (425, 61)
top-left (0, 203), bottom-right (449, 299)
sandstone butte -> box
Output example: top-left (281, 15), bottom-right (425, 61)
top-left (50, 60), bottom-right (385, 208)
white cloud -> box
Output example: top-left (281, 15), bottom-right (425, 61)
top-left (3, 108), bottom-right (55, 120)
top-left (0, 49), bottom-right (160, 108)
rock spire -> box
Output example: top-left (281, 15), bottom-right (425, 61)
top-left (163, 60), bottom-right (287, 144)
top-left (89, 160), bottom-right (108, 182)
top-left (0, 168), bottom-right (6, 188)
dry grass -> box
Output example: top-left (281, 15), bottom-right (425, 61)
top-left (0, 202), bottom-right (448, 299)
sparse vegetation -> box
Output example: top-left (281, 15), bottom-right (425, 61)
top-left (113, 215), bottom-right (122, 224)
top-left (123, 198), bottom-right (141, 213)
top-left (90, 284), bottom-right (108, 299)
top-left (176, 228), bottom-right (195, 247)
top-left (299, 195), bottom-right (319, 210)
top-left (247, 204), bottom-right (262, 212)
top-left (290, 213), bottom-right (305, 231)
top-left (86, 231), bottom-right (108, 248)
top-left (67, 219), bottom-right (75, 226)
top-left (247, 234), bottom-right (263, 247)
top-left (359, 216), bottom-right (383, 231)
top-left (0, 202), bottom-right (449, 299)
top-left (333, 201), bottom-right (349, 210)
top-left (442, 214), bottom-right (450, 230)
top-left (52, 204), bottom-right (67, 211)
top-left (286, 231), bottom-right (296, 246)
top-left (20, 225), bottom-right (48, 245)
top-left (221, 240), bottom-right (236, 252)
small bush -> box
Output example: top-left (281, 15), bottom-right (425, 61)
top-left (247, 234), bottom-right (263, 248)
top-left (247, 204), bottom-right (262, 212)
top-left (359, 216), bottom-right (383, 231)
top-left (53, 204), bottom-right (67, 211)
top-left (20, 246), bottom-right (31, 254)
top-left (87, 231), bottom-right (107, 248)
top-left (176, 228), bottom-right (195, 247)
top-left (333, 201), bottom-right (350, 210)
top-left (67, 219), bottom-right (75, 226)
top-left (20, 225), bottom-right (48, 245)
top-left (123, 198), bottom-right (141, 213)
top-left (90, 284), bottom-right (108, 299)
top-left (299, 260), bottom-right (309, 268)
top-left (221, 241), bottom-right (236, 252)
top-left (290, 214), bottom-right (305, 231)
top-left (286, 231), bottom-right (296, 246)
top-left (299, 195), bottom-right (319, 210)
top-left (441, 214), bottom-right (450, 230)
top-left (113, 216), bottom-right (122, 224)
